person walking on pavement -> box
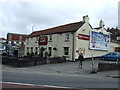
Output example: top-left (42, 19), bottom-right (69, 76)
top-left (78, 53), bottom-right (84, 69)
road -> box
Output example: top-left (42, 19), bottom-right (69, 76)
top-left (2, 70), bottom-right (118, 89)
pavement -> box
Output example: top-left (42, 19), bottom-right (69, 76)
top-left (1, 59), bottom-right (119, 78)
top-left (1, 59), bottom-right (119, 89)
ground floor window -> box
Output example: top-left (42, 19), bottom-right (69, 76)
top-left (48, 47), bottom-right (52, 56)
top-left (35, 47), bottom-right (38, 55)
top-left (31, 47), bottom-right (33, 53)
top-left (27, 47), bottom-right (29, 52)
top-left (64, 47), bottom-right (69, 55)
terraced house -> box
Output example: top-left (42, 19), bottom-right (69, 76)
top-left (25, 15), bottom-right (118, 61)
top-left (6, 33), bottom-right (27, 57)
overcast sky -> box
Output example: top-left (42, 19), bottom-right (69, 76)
top-left (0, 0), bottom-right (119, 38)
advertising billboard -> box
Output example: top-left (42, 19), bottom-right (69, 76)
top-left (90, 31), bottom-right (110, 51)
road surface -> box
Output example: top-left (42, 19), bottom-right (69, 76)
top-left (2, 70), bottom-right (118, 89)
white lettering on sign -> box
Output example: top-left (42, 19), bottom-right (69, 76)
top-left (77, 34), bottom-right (90, 40)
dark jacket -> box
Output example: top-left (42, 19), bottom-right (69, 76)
top-left (78, 54), bottom-right (84, 61)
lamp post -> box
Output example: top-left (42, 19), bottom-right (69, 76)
top-left (91, 54), bottom-right (97, 74)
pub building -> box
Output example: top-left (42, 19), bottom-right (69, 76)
top-left (25, 15), bottom-right (118, 61)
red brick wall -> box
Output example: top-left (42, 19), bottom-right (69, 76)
top-left (7, 33), bottom-right (27, 41)
top-left (11, 34), bottom-right (19, 41)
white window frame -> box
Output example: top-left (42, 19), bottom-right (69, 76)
top-left (64, 47), bottom-right (69, 56)
top-left (49, 35), bottom-right (52, 42)
top-left (48, 47), bottom-right (52, 56)
top-left (65, 33), bottom-right (69, 42)
top-left (19, 36), bottom-right (22, 40)
top-left (27, 38), bottom-right (29, 44)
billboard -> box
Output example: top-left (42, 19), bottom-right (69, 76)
top-left (90, 31), bottom-right (110, 51)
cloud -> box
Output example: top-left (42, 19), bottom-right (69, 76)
top-left (0, 0), bottom-right (119, 38)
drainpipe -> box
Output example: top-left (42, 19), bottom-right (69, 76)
top-left (72, 32), bottom-right (75, 61)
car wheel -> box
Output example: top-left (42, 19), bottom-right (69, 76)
top-left (102, 57), bottom-right (105, 60)
top-left (116, 58), bottom-right (119, 62)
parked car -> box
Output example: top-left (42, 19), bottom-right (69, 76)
top-left (101, 52), bottom-right (120, 61)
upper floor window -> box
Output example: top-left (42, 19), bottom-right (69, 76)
top-left (19, 36), bottom-right (22, 40)
top-left (35, 37), bottom-right (38, 43)
top-left (49, 35), bottom-right (52, 42)
top-left (8, 34), bottom-right (12, 40)
top-left (65, 34), bottom-right (69, 42)
top-left (27, 38), bottom-right (29, 44)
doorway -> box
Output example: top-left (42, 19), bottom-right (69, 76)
top-left (14, 50), bottom-right (18, 57)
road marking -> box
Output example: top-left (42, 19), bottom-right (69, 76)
top-left (1, 82), bottom-right (36, 86)
top-left (0, 70), bottom-right (4, 71)
top-left (1, 82), bottom-right (72, 89)
top-left (42, 85), bottom-right (72, 89)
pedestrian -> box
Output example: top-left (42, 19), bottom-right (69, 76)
top-left (78, 53), bottom-right (84, 69)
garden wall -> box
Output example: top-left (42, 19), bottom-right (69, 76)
top-left (98, 62), bottom-right (120, 71)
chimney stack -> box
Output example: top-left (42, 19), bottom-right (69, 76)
top-left (83, 15), bottom-right (89, 23)
top-left (99, 20), bottom-right (105, 28)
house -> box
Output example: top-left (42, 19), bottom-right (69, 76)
top-left (107, 27), bottom-right (120, 52)
top-left (6, 33), bottom-right (27, 57)
top-left (0, 37), bottom-right (6, 55)
top-left (25, 15), bottom-right (116, 61)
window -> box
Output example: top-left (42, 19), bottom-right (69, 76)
top-left (27, 47), bottom-right (29, 52)
top-left (31, 47), bottom-right (33, 53)
top-left (8, 41), bottom-right (11, 44)
top-left (112, 53), bottom-right (117, 55)
top-left (35, 37), bottom-right (38, 43)
top-left (35, 47), bottom-right (38, 55)
top-left (48, 47), bottom-right (52, 56)
top-left (65, 34), bottom-right (69, 42)
top-left (16, 41), bottom-right (19, 45)
top-left (11, 41), bottom-right (14, 44)
top-left (19, 36), bottom-right (22, 40)
top-left (8, 34), bottom-right (12, 40)
top-left (66, 34), bottom-right (69, 40)
top-left (27, 38), bottom-right (29, 44)
top-left (19, 42), bottom-right (22, 45)
top-left (106, 53), bottom-right (112, 55)
top-left (49, 35), bottom-right (52, 42)
top-left (64, 47), bottom-right (69, 55)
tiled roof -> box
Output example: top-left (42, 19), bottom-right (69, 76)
top-left (28, 21), bottom-right (85, 37)
top-left (107, 28), bottom-right (120, 40)
top-left (8, 33), bottom-right (28, 36)
top-left (0, 37), bottom-right (6, 40)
